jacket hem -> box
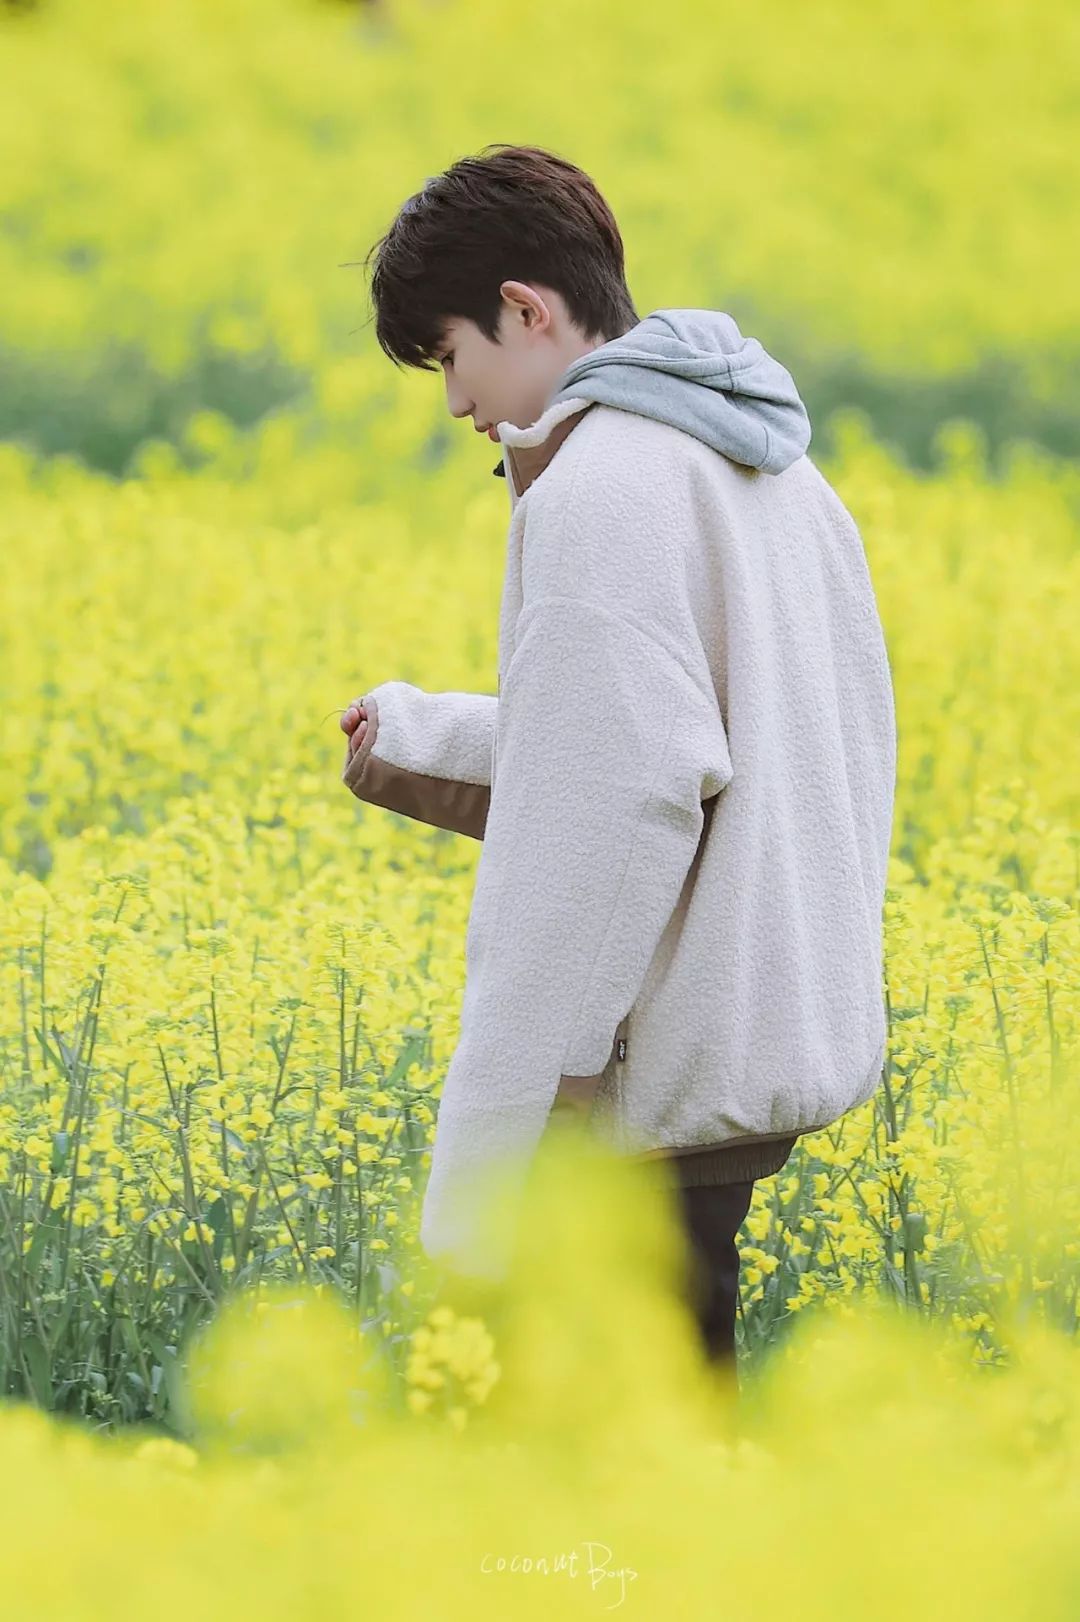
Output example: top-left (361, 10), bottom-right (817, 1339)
top-left (657, 1134), bottom-right (800, 1187)
top-left (627, 1125), bottom-right (812, 1162)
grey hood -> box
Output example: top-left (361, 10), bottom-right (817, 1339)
top-left (544, 307), bottom-right (811, 475)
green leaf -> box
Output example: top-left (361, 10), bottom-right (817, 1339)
top-left (25, 1208), bottom-right (61, 1270)
top-left (22, 1339), bottom-right (52, 1408)
top-left (904, 1210), bottom-right (929, 1253)
top-left (205, 1195), bottom-right (228, 1262)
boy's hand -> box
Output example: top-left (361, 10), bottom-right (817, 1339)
top-left (340, 700), bottom-right (369, 759)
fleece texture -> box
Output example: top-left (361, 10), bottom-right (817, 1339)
top-left (351, 311), bottom-right (897, 1282)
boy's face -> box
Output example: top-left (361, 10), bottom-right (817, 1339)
top-left (435, 280), bottom-right (605, 443)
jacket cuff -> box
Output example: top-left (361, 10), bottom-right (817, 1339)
top-left (341, 685), bottom-right (493, 841)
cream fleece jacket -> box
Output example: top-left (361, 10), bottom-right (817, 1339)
top-left (343, 324), bottom-right (896, 1282)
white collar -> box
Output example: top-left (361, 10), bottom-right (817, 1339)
top-left (495, 396), bottom-right (593, 501)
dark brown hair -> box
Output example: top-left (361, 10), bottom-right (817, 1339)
top-left (358, 144), bottom-right (639, 373)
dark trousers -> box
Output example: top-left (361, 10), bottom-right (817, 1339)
top-left (672, 1178), bottom-right (757, 1367)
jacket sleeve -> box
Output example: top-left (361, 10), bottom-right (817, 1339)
top-left (341, 681), bottom-right (496, 840)
top-left (418, 593), bottom-right (733, 1281)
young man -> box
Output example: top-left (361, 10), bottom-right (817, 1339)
top-left (340, 144), bottom-right (897, 1366)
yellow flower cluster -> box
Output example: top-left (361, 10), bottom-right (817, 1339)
top-left (405, 1304), bottom-right (502, 1428)
top-left (5, 1192), bottom-right (1080, 1619)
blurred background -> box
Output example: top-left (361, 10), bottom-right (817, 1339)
top-left (1, 0), bottom-right (1075, 479)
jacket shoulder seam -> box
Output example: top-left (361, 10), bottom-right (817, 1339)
top-left (514, 593), bottom-right (718, 720)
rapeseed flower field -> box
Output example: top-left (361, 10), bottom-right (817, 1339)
top-left (2, 0), bottom-right (1078, 1611)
